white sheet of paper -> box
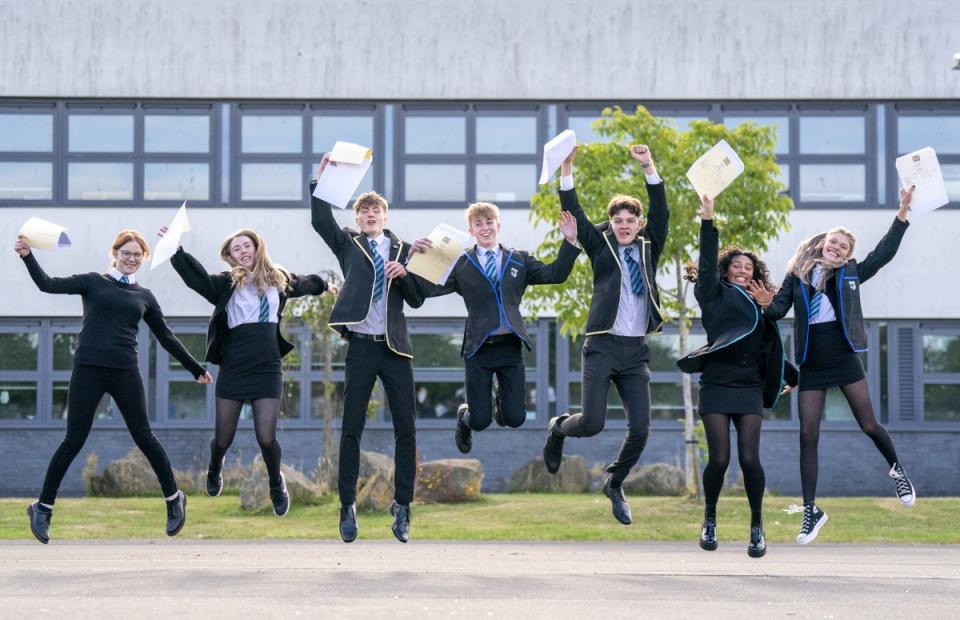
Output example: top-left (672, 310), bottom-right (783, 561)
top-left (895, 147), bottom-right (949, 216)
top-left (685, 139), bottom-right (745, 199)
top-left (539, 129), bottom-right (577, 185)
top-left (19, 217), bottom-right (71, 251)
top-left (406, 223), bottom-right (471, 285)
top-left (313, 141), bottom-right (374, 209)
top-left (151, 202), bottom-right (191, 270)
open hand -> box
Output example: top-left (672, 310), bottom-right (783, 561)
top-left (747, 280), bottom-right (774, 307)
top-left (559, 211), bottom-right (578, 244)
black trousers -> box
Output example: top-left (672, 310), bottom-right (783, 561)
top-left (338, 337), bottom-right (417, 506)
top-left (560, 334), bottom-right (652, 485)
top-left (464, 335), bottom-right (526, 430)
top-left (40, 364), bottom-right (178, 505)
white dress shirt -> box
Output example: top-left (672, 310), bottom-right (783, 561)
top-left (108, 268), bottom-right (135, 284)
top-left (476, 244), bottom-right (510, 336)
top-left (808, 266), bottom-right (837, 325)
top-left (350, 233), bottom-right (389, 335)
top-left (227, 283), bottom-right (280, 328)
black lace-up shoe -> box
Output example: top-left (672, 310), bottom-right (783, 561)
top-left (339, 504), bottom-right (358, 543)
top-left (748, 524), bottom-right (767, 558)
top-left (166, 491), bottom-right (187, 537)
top-left (796, 503), bottom-right (827, 545)
top-left (454, 405), bottom-right (472, 454)
top-left (602, 476), bottom-right (632, 525)
top-left (27, 502), bottom-right (51, 544)
top-left (270, 472), bottom-right (290, 517)
top-left (889, 462), bottom-right (916, 507)
top-left (699, 518), bottom-right (718, 551)
top-left (206, 457), bottom-right (224, 497)
top-left (542, 414), bottom-right (569, 474)
top-left (390, 501), bottom-right (411, 543)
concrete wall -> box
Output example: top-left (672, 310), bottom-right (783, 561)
top-left (1, 0), bottom-right (957, 100)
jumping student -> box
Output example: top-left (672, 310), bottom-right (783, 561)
top-left (677, 195), bottom-right (798, 558)
top-left (764, 186), bottom-right (918, 545)
top-left (410, 202), bottom-right (580, 453)
top-left (542, 144), bottom-right (668, 525)
top-left (17, 231), bottom-right (212, 544)
top-left (162, 226), bottom-right (332, 517)
top-left (311, 153), bottom-right (424, 544)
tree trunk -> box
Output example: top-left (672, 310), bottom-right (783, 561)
top-left (675, 253), bottom-right (698, 496)
top-left (321, 331), bottom-right (336, 458)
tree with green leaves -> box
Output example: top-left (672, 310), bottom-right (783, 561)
top-left (528, 105), bottom-right (793, 493)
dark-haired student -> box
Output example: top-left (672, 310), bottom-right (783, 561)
top-left (17, 231), bottom-right (212, 544)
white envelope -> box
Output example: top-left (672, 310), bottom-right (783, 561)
top-left (151, 202), bottom-right (191, 270)
top-left (313, 141), bottom-right (374, 209)
top-left (539, 129), bottom-right (577, 185)
top-left (20, 217), bottom-right (71, 251)
top-left (686, 139), bottom-right (745, 199)
top-left (895, 147), bottom-right (950, 216)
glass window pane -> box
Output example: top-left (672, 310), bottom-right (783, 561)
top-left (922, 335), bottom-right (960, 373)
top-left (799, 164), bottom-right (865, 202)
top-left (67, 163), bottom-right (134, 200)
top-left (404, 164), bottom-right (465, 201)
top-left (897, 116), bottom-right (960, 155)
top-left (567, 116), bottom-right (606, 143)
top-left (168, 334), bottom-right (207, 370)
top-left (144, 115), bottom-right (210, 153)
top-left (650, 383), bottom-right (697, 421)
top-left (524, 382), bottom-right (539, 421)
top-left (69, 114), bottom-right (133, 152)
top-left (404, 117), bottom-right (465, 154)
top-left (282, 380), bottom-right (300, 419)
top-left (241, 116), bottom-right (302, 154)
top-left (144, 163), bottom-right (210, 201)
top-left (476, 164), bottom-right (536, 202)
top-left (524, 332), bottom-right (538, 370)
top-left (240, 163), bottom-right (302, 201)
top-left (310, 381), bottom-right (345, 419)
top-left (923, 384), bottom-right (960, 421)
top-left (942, 164), bottom-right (960, 202)
top-left (53, 333), bottom-right (79, 371)
top-left (0, 382), bottom-right (38, 420)
top-left (410, 333), bottom-right (464, 370)
top-left (413, 381), bottom-right (465, 419)
top-left (476, 117), bottom-right (538, 154)
top-left (647, 334), bottom-right (709, 372)
top-left (822, 389), bottom-right (855, 422)
top-left (799, 117), bottom-right (865, 154)
top-left (779, 165), bottom-right (790, 191)
top-left (52, 381), bottom-right (110, 420)
top-left (0, 333), bottom-right (39, 370)
top-left (313, 116), bottom-right (374, 154)
top-left (310, 333), bottom-right (348, 371)
top-left (0, 114), bottom-right (53, 152)
top-left (725, 116), bottom-right (789, 155)
top-left (0, 162), bottom-right (52, 200)
top-left (167, 382), bottom-right (206, 419)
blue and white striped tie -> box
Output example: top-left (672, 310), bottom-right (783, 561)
top-left (623, 247), bottom-right (644, 296)
top-left (258, 292), bottom-right (270, 322)
top-left (809, 289), bottom-right (823, 322)
top-left (371, 239), bottom-right (385, 302)
top-left (119, 275), bottom-right (130, 285)
top-left (484, 249), bottom-right (499, 287)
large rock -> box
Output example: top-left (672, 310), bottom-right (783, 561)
top-left (315, 449), bottom-right (395, 511)
top-left (622, 463), bottom-right (686, 496)
top-left (415, 459), bottom-right (483, 503)
top-left (239, 455), bottom-right (321, 511)
top-left (85, 449), bottom-right (193, 497)
top-left (507, 455), bottom-right (591, 493)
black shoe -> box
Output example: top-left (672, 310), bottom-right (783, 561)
top-left (390, 501), bottom-right (411, 543)
top-left (493, 380), bottom-right (505, 427)
top-left (602, 477), bottom-right (632, 525)
top-left (206, 457), bottom-right (224, 497)
top-left (270, 472), bottom-right (290, 517)
top-left (166, 491), bottom-right (187, 537)
top-left (339, 504), bottom-right (358, 543)
top-left (454, 404), bottom-right (472, 454)
top-left (748, 525), bottom-right (767, 558)
top-left (889, 462), bottom-right (916, 507)
top-left (27, 502), bottom-right (51, 545)
top-left (796, 503), bottom-right (827, 545)
top-left (699, 518), bottom-right (718, 551)
top-left (542, 414), bottom-right (569, 474)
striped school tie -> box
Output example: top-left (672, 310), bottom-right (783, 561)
top-left (623, 247), bottom-right (645, 296)
top-left (258, 292), bottom-right (270, 322)
top-left (371, 239), bottom-right (385, 302)
top-left (119, 275), bottom-right (129, 285)
top-left (809, 289), bottom-right (823, 321)
top-left (484, 249), bottom-right (499, 287)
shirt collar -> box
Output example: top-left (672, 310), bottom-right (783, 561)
top-left (365, 233), bottom-right (387, 249)
top-left (477, 244), bottom-right (500, 258)
top-left (108, 268), bottom-right (135, 284)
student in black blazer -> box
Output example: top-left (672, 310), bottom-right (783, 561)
top-left (677, 195), bottom-right (798, 558)
top-left (163, 226), bottom-right (330, 517)
top-left (542, 144), bottom-right (668, 525)
top-left (17, 230), bottom-right (212, 544)
top-left (411, 202), bottom-right (580, 453)
top-left (764, 186), bottom-right (918, 545)
top-left (311, 153), bottom-right (424, 544)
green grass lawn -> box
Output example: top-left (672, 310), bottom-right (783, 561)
top-left (1, 494), bottom-right (954, 543)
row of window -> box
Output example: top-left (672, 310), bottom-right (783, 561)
top-left (1, 318), bottom-right (958, 427)
top-left (1, 101), bottom-right (957, 208)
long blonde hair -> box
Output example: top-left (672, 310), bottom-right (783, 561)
top-left (219, 229), bottom-right (290, 293)
top-left (786, 227), bottom-right (857, 290)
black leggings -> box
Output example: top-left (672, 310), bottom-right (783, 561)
top-left (702, 413), bottom-right (765, 515)
top-left (41, 364), bottom-right (177, 505)
top-left (210, 397), bottom-right (283, 487)
top-left (798, 378), bottom-right (899, 504)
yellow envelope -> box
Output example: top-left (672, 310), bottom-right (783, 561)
top-left (330, 141), bottom-right (373, 165)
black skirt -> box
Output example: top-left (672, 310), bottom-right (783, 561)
top-left (698, 322), bottom-right (765, 416)
top-left (216, 323), bottom-right (283, 400)
top-left (799, 321), bottom-right (865, 391)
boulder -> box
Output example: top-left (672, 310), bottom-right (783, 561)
top-left (622, 463), bottom-right (686, 496)
top-left (315, 449), bottom-right (395, 511)
top-left (415, 459), bottom-right (483, 503)
top-left (239, 455), bottom-right (322, 511)
top-left (85, 449), bottom-right (193, 497)
top-left (507, 455), bottom-right (591, 493)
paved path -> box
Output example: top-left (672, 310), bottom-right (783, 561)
top-left (1, 541), bottom-right (957, 618)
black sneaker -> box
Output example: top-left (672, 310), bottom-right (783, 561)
top-left (454, 404), bottom-right (472, 454)
top-left (602, 476), bottom-right (632, 525)
top-left (390, 501), bottom-right (411, 543)
top-left (27, 502), bottom-right (51, 545)
top-left (339, 504), bottom-right (358, 543)
top-left (748, 525), bottom-right (766, 558)
top-left (206, 457), bottom-right (224, 497)
top-left (889, 463), bottom-right (916, 507)
top-left (270, 472), bottom-right (291, 517)
top-left (493, 380), bottom-right (505, 427)
top-left (166, 491), bottom-right (187, 537)
top-left (699, 518), bottom-right (718, 551)
top-left (796, 503), bottom-right (827, 545)
top-left (542, 414), bottom-right (569, 474)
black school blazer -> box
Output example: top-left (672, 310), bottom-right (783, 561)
top-left (170, 247), bottom-right (327, 365)
top-left (559, 182), bottom-right (668, 335)
top-left (676, 220), bottom-right (798, 409)
top-left (310, 181), bottom-right (424, 358)
top-left (765, 217), bottom-right (909, 365)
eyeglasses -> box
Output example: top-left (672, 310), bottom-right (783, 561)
top-left (119, 250), bottom-right (144, 260)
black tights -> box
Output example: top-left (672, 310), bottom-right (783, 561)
top-left (798, 379), bottom-right (899, 504)
top-left (210, 398), bottom-right (283, 487)
top-left (702, 413), bottom-right (765, 525)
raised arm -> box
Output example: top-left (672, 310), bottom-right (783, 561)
top-left (857, 186), bottom-right (913, 284)
top-left (693, 197), bottom-right (721, 304)
top-left (286, 272), bottom-right (329, 298)
top-left (558, 146), bottom-right (605, 255)
top-left (310, 154), bottom-right (352, 256)
top-left (142, 293), bottom-right (207, 379)
top-left (169, 246), bottom-right (221, 305)
top-left (526, 212), bottom-right (582, 285)
top-left (764, 273), bottom-right (796, 321)
top-left (631, 145), bottom-right (669, 266)
top-left (16, 238), bottom-right (88, 295)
